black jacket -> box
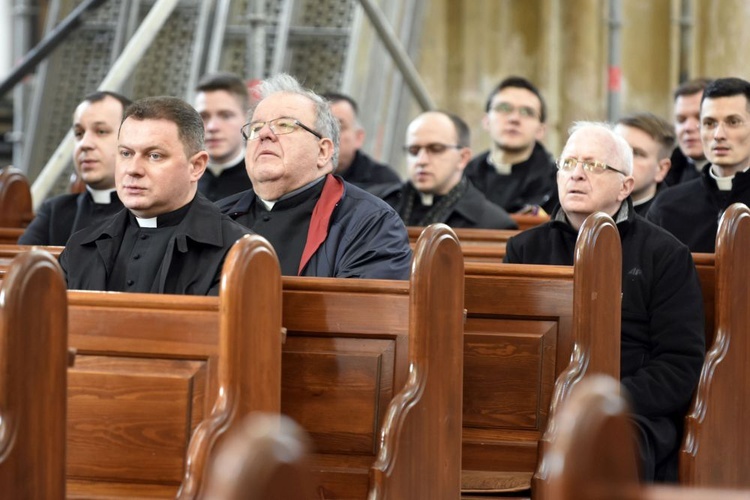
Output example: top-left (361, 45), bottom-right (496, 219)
top-left (505, 201), bottom-right (705, 480)
top-left (19, 191), bottom-right (124, 246)
top-left (217, 175), bottom-right (412, 280)
top-left (339, 150), bottom-right (400, 189)
top-left (198, 159), bottom-right (253, 202)
top-left (464, 141), bottom-right (558, 213)
top-left (59, 193), bottom-right (252, 295)
top-left (664, 147), bottom-right (702, 187)
top-left (373, 180), bottom-right (517, 230)
top-left (647, 164), bottom-right (750, 252)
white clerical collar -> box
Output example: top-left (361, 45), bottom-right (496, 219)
top-left (419, 192), bottom-right (434, 206)
top-left (257, 176), bottom-right (326, 211)
top-left (86, 185), bottom-right (116, 204)
top-left (709, 164), bottom-right (750, 191)
top-left (689, 158), bottom-right (708, 173)
top-left (135, 217), bottom-right (158, 228)
top-left (632, 192), bottom-right (655, 207)
top-left (207, 149), bottom-right (246, 177)
top-left (487, 153), bottom-right (512, 175)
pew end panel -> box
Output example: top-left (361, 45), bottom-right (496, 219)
top-left (681, 203), bottom-right (750, 488)
top-left (0, 250), bottom-right (68, 499)
top-left (0, 166), bottom-right (34, 228)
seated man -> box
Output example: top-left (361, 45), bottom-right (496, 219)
top-left (19, 91), bottom-right (131, 245)
top-left (194, 72), bottom-right (254, 201)
top-left (648, 77), bottom-right (750, 252)
top-left (322, 92), bottom-right (400, 189)
top-left (60, 96), bottom-right (252, 295)
top-left (504, 121), bottom-right (705, 482)
top-left (217, 74), bottom-right (411, 279)
top-left (614, 112), bottom-right (675, 216)
top-left (374, 110), bottom-right (516, 229)
top-left (464, 76), bottom-right (558, 214)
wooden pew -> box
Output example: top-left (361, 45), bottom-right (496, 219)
top-left (66, 234), bottom-right (282, 499)
top-left (680, 203), bottom-right (750, 488)
top-left (0, 250), bottom-right (68, 499)
top-left (407, 226), bottom-right (511, 263)
top-left (460, 212), bottom-right (622, 494)
top-left (0, 166), bottom-right (33, 229)
top-left (537, 375), bottom-right (749, 500)
top-left (511, 212), bottom-right (550, 231)
top-left (201, 413), bottom-right (316, 500)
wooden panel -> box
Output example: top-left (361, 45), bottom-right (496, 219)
top-left (464, 319), bottom-right (557, 430)
top-left (67, 356), bottom-right (207, 484)
top-left (282, 336), bottom-right (395, 455)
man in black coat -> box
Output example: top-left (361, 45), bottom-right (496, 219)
top-left (374, 110), bottom-right (516, 230)
top-left (464, 76), bottom-right (558, 214)
top-left (648, 77), bottom-right (750, 253)
top-left (19, 91), bottom-right (131, 245)
top-left (59, 96), bottom-right (251, 296)
top-left (322, 92), bottom-right (400, 189)
top-left (505, 121), bottom-right (705, 482)
top-left (194, 72), bottom-right (253, 201)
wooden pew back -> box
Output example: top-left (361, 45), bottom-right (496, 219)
top-left (538, 375), bottom-right (750, 500)
top-left (0, 166), bottom-right (33, 229)
top-left (681, 203), bottom-right (750, 488)
top-left (0, 250), bottom-right (68, 499)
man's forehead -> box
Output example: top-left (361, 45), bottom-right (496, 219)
top-left (491, 87), bottom-right (541, 108)
top-left (252, 92), bottom-right (315, 120)
top-left (408, 113), bottom-right (452, 138)
top-left (74, 96), bottom-right (123, 124)
top-left (563, 129), bottom-right (614, 157)
top-left (119, 118), bottom-right (178, 143)
top-left (700, 94), bottom-right (750, 117)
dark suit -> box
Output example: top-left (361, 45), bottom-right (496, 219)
top-left (59, 193), bottom-right (252, 296)
top-left (339, 150), bottom-right (400, 190)
top-left (198, 159), bottom-right (253, 202)
top-left (19, 191), bottom-right (124, 246)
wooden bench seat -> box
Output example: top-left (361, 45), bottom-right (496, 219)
top-left (0, 166), bottom-right (34, 230)
top-left (0, 250), bottom-right (68, 499)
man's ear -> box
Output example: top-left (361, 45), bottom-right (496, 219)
top-left (353, 127), bottom-right (366, 149)
top-left (618, 175), bottom-right (635, 202)
top-left (457, 147), bottom-right (472, 172)
top-left (189, 151), bottom-right (209, 181)
top-left (655, 157), bottom-right (672, 183)
top-left (535, 122), bottom-right (547, 142)
top-left (317, 138), bottom-right (335, 170)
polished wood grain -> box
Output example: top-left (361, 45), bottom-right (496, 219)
top-left (0, 250), bottom-right (68, 499)
top-left (538, 375), bottom-right (750, 500)
top-left (370, 223), bottom-right (465, 499)
top-left (0, 166), bottom-right (33, 228)
top-left (681, 203), bottom-right (750, 488)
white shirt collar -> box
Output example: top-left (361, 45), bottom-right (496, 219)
top-left (207, 149), bottom-right (246, 177)
top-left (86, 185), bottom-right (116, 204)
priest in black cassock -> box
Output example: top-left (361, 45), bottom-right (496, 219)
top-left (59, 96), bottom-right (252, 296)
top-left (19, 91), bottom-right (131, 245)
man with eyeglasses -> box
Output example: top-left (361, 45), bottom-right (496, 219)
top-left (216, 73), bottom-right (411, 279)
top-left (505, 121), bottom-right (705, 483)
top-left (464, 76), bottom-right (558, 214)
top-left (648, 77), bottom-right (750, 252)
top-left (372, 110), bottom-right (516, 229)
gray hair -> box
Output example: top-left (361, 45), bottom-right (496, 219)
top-left (567, 121), bottom-right (633, 176)
top-left (251, 73), bottom-right (340, 169)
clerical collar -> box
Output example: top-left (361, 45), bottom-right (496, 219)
top-left (487, 153), bottom-right (512, 175)
top-left (257, 176), bottom-right (326, 211)
top-left (86, 185), bottom-right (117, 204)
top-left (632, 192), bottom-right (655, 207)
top-left (690, 158), bottom-right (708, 173)
top-left (709, 164), bottom-right (750, 191)
top-left (207, 149), bottom-right (246, 177)
top-left (132, 199), bottom-right (193, 228)
top-left (419, 192), bottom-right (435, 206)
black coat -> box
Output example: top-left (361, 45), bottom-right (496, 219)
top-left (373, 180), bottom-right (518, 230)
top-left (464, 142), bottom-right (558, 213)
top-left (339, 150), bottom-right (400, 189)
top-left (198, 158), bottom-right (253, 202)
top-left (19, 191), bottom-right (124, 246)
top-left (647, 164), bottom-right (750, 252)
top-left (664, 147), bottom-right (702, 187)
top-left (59, 193), bottom-right (252, 295)
top-left (505, 201), bottom-right (705, 480)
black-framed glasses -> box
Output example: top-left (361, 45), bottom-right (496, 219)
top-left (491, 102), bottom-right (539, 119)
top-left (557, 157), bottom-right (627, 175)
top-left (241, 117), bottom-right (322, 141)
top-left (404, 143), bottom-right (461, 157)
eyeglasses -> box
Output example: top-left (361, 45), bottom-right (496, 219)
top-left (241, 117), bottom-right (322, 141)
top-left (491, 102), bottom-right (539, 119)
top-left (557, 157), bottom-right (627, 175)
top-left (404, 143), bottom-right (462, 157)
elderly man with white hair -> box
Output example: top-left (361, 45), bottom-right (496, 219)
top-left (504, 121), bottom-right (705, 483)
